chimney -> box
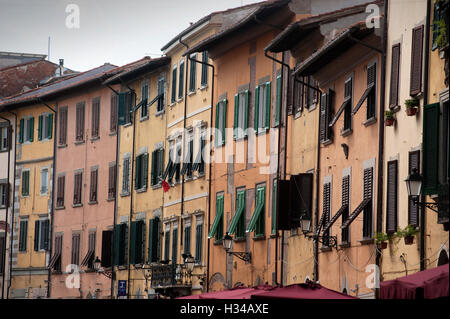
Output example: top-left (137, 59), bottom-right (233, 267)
top-left (59, 59), bottom-right (64, 76)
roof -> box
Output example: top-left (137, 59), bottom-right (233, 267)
top-left (264, 0), bottom-right (383, 53)
top-left (103, 56), bottom-right (171, 85)
top-left (293, 21), bottom-right (376, 77)
top-left (0, 51), bottom-right (47, 69)
top-left (0, 63), bottom-right (117, 109)
top-left (183, 0), bottom-right (290, 56)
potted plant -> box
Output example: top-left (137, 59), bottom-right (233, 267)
top-left (395, 225), bottom-right (419, 245)
top-left (405, 98), bottom-right (419, 116)
top-left (375, 232), bottom-right (389, 249)
top-left (384, 110), bottom-right (396, 126)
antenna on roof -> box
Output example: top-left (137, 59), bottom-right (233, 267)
top-left (48, 36), bottom-right (51, 61)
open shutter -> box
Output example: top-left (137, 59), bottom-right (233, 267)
top-left (265, 82), bottom-right (271, 129)
top-left (151, 150), bottom-right (157, 186)
top-left (233, 94), bottom-right (239, 139)
top-left (386, 160), bottom-right (398, 234)
top-left (34, 220), bottom-right (40, 251)
top-left (19, 119), bottom-right (24, 143)
top-left (244, 90), bottom-right (249, 135)
top-left (410, 25), bottom-right (424, 96)
top-left (29, 117), bottom-right (34, 142)
top-left (275, 75), bottom-right (281, 126)
top-left (215, 102), bottom-right (220, 146)
top-left (135, 155), bottom-right (141, 190)
top-left (319, 93), bottom-right (327, 143)
top-left (143, 153), bottom-right (149, 188)
top-left (42, 219), bottom-right (49, 250)
top-left (48, 113), bottom-right (53, 139)
top-left (38, 115), bottom-right (43, 141)
top-left (254, 86), bottom-right (260, 130)
top-left (408, 151), bottom-right (420, 227)
top-left (389, 44), bottom-right (401, 108)
top-left (222, 100), bottom-right (227, 146)
top-left (423, 103), bottom-right (440, 195)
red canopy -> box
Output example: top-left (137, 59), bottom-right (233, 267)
top-left (250, 283), bottom-right (357, 299)
top-left (177, 285), bottom-right (275, 299)
top-left (380, 264), bottom-right (449, 299)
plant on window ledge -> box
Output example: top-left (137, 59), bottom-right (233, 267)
top-left (434, 19), bottom-right (448, 50)
top-left (395, 225), bottom-right (419, 245)
top-left (384, 110), bottom-right (396, 126)
top-left (405, 98), bottom-right (420, 116)
top-left (375, 232), bottom-right (389, 250)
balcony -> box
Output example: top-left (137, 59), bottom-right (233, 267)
top-left (150, 263), bottom-right (192, 298)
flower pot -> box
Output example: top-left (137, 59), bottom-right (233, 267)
top-left (406, 107), bottom-right (418, 116)
top-left (378, 242), bottom-right (388, 250)
top-left (404, 236), bottom-right (414, 245)
top-left (385, 118), bottom-right (395, 126)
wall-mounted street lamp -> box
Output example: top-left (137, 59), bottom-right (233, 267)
top-left (222, 233), bottom-right (251, 263)
top-left (405, 169), bottom-right (444, 213)
top-left (300, 214), bottom-right (337, 248)
top-left (93, 257), bottom-right (114, 279)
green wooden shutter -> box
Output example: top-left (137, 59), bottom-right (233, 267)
top-left (48, 113), bottom-right (53, 139)
top-left (151, 150), bottom-right (157, 186)
top-left (34, 220), bottom-right (40, 251)
top-left (38, 115), bottom-right (43, 141)
top-left (129, 221), bottom-right (137, 264)
top-left (215, 102), bottom-right (220, 147)
top-left (195, 224), bottom-right (203, 262)
top-left (222, 99), bottom-right (227, 146)
top-left (113, 224), bottom-right (121, 266)
top-left (244, 90), bottom-right (249, 136)
top-left (19, 119), bottom-right (24, 143)
top-left (233, 94), bottom-right (239, 140)
top-left (275, 76), bottom-right (281, 126)
top-left (254, 86), bottom-right (260, 131)
top-left (43, 219), bottom-right (50, 250)
top-left (135, 155), bottom-right (142, 190)
top-left (29, 117), bottom-right (34, 142)
top-left (143, 153), bottom-right (149, 188)
top-left (265, 82), bottom-right (271, 130)
top-left (423, 103), bottom-right (440, 195)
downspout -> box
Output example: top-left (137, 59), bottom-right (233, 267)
top-left (6, 110), bottom-right (17, 299)
top-left (375, 0), bottom-right (388, 299)
top-left (0, 115), bottom-right (11, 299)
top-left (186, 55), bottom-right (215, 292)
top-left (421, 0), bottom-right (431, 272)
top-left (39, 99), bottom-right (57, 299)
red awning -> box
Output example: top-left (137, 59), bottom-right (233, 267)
top-left (177, 285), bottom-right (275, 299)
top-left (380, 264), bottom-right (449, 299)
top-left (250, 283), bottom-right (357, 299)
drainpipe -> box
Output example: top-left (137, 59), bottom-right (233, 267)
top-left (186, 54), bottom-right (215, 292)
top-left (0, 115), bottom-right (11, 299)
top-left (6, 110), bottom-right (17, 299)
top-left (420, 0), bottom-right (431, 272)
top-left (39, 99), bottom-right (57, 299)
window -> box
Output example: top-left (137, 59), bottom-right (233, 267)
top-left (56, 175), bottom-right (65, 208)
top-left (122, 157), bottom-right (131, 194)
top-left (34, 219), bottom-right (49, 251)
top-left (178, 60), bottom-right (184, 99)
top-left (19, 117), bottom-right (34, 143)
top-left (208, 193), bottom-right (224, 243)
top-left (148, 217), bottom-right (161, 263)
top-left (71, 233), bottom-right (81, 265)
top-left (322, 182), bottom-right (331, 247)
top-left (184, 220), bottom-right (191, 255)
top-left (319, 89), bottom-right (334, 143)
top-left (166, 138), bottom-right (182, 184)
top-left (118, 91), bottom-right (134, 125)
top-left (343, 77), bottom-right (353, 131)
top-left (362, 167), bottom-right (373, 238)
top-left (101, 230), bottom-right (113, 268)
top-left (171, 66), bottom-right (177, 104)
top-left (21, 170), bottom-right (30, 197)
top-left (0, 125), bottom-right (11, 151)
top-left (110, 94), bottom-right (118, 133)
top-left (247, 185), bottom-right (266, 238)
top-left (172, 224), bottom-right (178, 264)
top-left (341, 176), bottom-right (350, 243)
top-left (73, 171), bottom-right (83, 205)
top-left (233, 91), bottom-right (249, 140)
top-left (389, 44), bottom-right (401, 109)
top-left (75, 102), bottom-right (85, 142)
top-left (366, 63), bottom-right (377, 119)
top-left (40, 168), bottom-right (49, 195)
top-left (164, 225), bottom-right (170, 262)
top-left (230, 188), bottom-right (246, 239)
top-left (130, 220), bottom-right (145, 265)
top-left (48, 234), bottom-right (62, 272)
top-left (201, 51), bottom-right (208, 87)
top-left (157, 76), bottom-right (165, 113)
top-left (141, 80), bottom-right (149, 118)
top-left (108, 164), bottom-right (117, 200)
top-left (305, 76), bottom-right (318, 110)
top-left (59, 107), bottom-right (68, 145)
top-left (189, 54), bottom-right (197, 93)
top-left (81, 232), bottom-right (96, 269)
top-left (215, 99), bottom-right (227, 147)
top-left (91, 98), bottom-right (100, 139)
top-left (19, 220), bottom-right (28, 252)
top-left (408, 151), bottom-right (420, 227)
top-left (386, 161), bottom-right (398, 234)
top-left (181, 131), bottom-right (194, 179)
top-left (89, 167), bottom-right (98, 203)
top-left (275, 75), bottom-right (281, 126)
top-left (254, 82), bottom-right (271, 133)
top-left (135, 153), bottom-right (149, 190)
top-left (0, 182), bottom-right (9, 208)
top-left (195, 217), bottom-right (203, 263)
top-left (292, 75), bottom-right (304, 114)
top-left (151, 148), bottom-right (164, 186)
top-left (113, 223), bottom-right (128, 266)
top-left (423, 103), bottom-right (440, 195)
top-left (272, 180), bottom-right (277, 235)
top-left (410, 25), bottom-right (424, 96)
top-left (432, 1), bottom-right (449, 50)
top-left (0, 233), bottom-right (5, 274)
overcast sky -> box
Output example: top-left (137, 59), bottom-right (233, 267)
top-left (0, 0), bottom-right (261, 72)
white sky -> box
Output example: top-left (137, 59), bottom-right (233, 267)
top-left (0, 0), bottom-right (261, 72)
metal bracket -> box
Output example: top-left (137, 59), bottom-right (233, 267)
top-left (227, 251), bottom-right (252, 263)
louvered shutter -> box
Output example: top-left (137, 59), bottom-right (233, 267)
top-left (254, 86), bottom-right (260, 130)
top-left (113, 225), bottom-right (121, 266)
top-left (34, 220), bottom-right (40, 251)
top-left (322, 183), bottom-right (331, 239)
top-left (110, 94), bottom-right (118, 132)
top-left (129, 221), bottom-right (137, 264)
top-left (215, 103), bottom-right (220, 146)
top-left (287, 73), bottom-right (294, 115)
top-left (233, 94), bottom-right (239, 139)
top-left (423, 103), bottom-right (440, 195)
top-left (48, 113), bottom-right (53, 139)
top-left (143, 153), bottom-right (149, 188)
top-left (389, 44), bottom-right (401, 108)
top-left (265, 82), bottom-right (271, 129)
top-left (29, 117), bottom-right (34, 142)
top-left (19, 119), bottom-right (24, 143)
top-left (364, 167), bottom-right (373, 199)
top-left (275, 75), bottom-right (281, 126)
top-left (410, 25), bottom-right (424, 96)
top-left (184, 226), bottom-right (191, 255)
top-left (367, 64), bottom-right (376, 119)
top-left (408, 151), bottom-right (420, 226)
top-left (135, 155), bottom-right (141, 190)
top-left (195, 224), bottom-right (203, 262)
top-left (319, 93), bottom-right (327, 143)
top-left (42, 219), bottom-right (49, 250)
top-left (38, 115), bottom-right (43, 141)
top-left (151, 150), bottom-right (157, 186)
top-left (172, 228), bottom-right (178, 264)
top-left (386, 161), bottom-right (398, 234)
top-left (244, 90), bottom-right (249, 135)
top-left (222, 100), bottom-right (227, 145)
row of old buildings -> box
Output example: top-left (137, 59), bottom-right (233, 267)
top-left (0, 0), bottom-right (448, 299)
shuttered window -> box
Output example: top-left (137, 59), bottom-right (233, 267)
top-left (306, 76), bottom-right (318, 110)
top-left (0, 125), bottom-right (11, 152)
top-left (141, 80), bottom-right (149, 118)
top-left (135, 153), bottom-right (149, 190)
top-left (254, 82), bottom-right (271, 133)
top-left (386, 160), bottom-right (398, 234)
top-left (89, 168), bottom-right (98, 203)
top-left (21, 170), bottom-right (30, 197)
top-left (113, 223), bottom-right (128, 266)
top-left (341, 176), bottom-right (350, 243)
top-left (0, 183), bottom-right (9, 208)
top-left (189, 54), bottom-right (197, 93)
top-left (71, 233), bottom-right (81, 265)
top-left (40, 168), bottom-right (49, 195)
top-left (233, 91), bottom-right (249, 140)
top-left (19, 220), bottom-right (28, 252)
top-left (272, 180), bottom-right (277, 235)
top-left (410, 25), bottom-right (424, 96)
top-left (81, 232), bottom-right (96, 269)
top-left (148, 217), bottom-right (160, 263)
top-left (108, 164), bottom-right (116, 200)
top-left (122, 157), bottom-right (131, 194)
top-left (195, 223), bottom-right (203, 263)
top-left (33, 219), bottom-right (49, 251)
top-left (363, 167), bottom-right (373, 238)
top-left (59, 107), bottom-right (68, 145)
top-left (178, 60), bottom-right (184, 99)
top-left (275, 75), bottom-right (281, 126)
top-left (367, 63), bottom-right (377, 119)
top-left (91, 98), bottom-right (100, 139)
top-left (423, 103), bottom-right (440, 195)
top-left (151, 148), bottom-right (164, 186)
top-left (73, 171), bottom-right (83, 205)
top-left (184, 225), bottom-right (191, 255)
top-left (208, 193), bottom-right (224, 242)
top-left (215, 100), bottom-right (227, 147)
top-left (164, 228), bottom-right (170, 262)
top-left (110, 93), bottom-right (118, 133)
top-left (322, 183), bottom-right (331, 246)
top-left (343, 77), bottom-right (352, 131)
top-left (48, 234), bottom-right (62, 271)
top-left (157, 77), bottom-right (165, 113)
top-left (319, 90), bottom-right (334, 143)
top-left (171, 66), bottom-right (177, 103)
top-left (130, 220), bottom-right (145, 265)
top-left (201, 51), bottom-right (208, 87)
top-left (228, 189), bottom-right (246, 238)
top-left (293, 76), bottom-right (304, 115)
top-left (101, 230), bottom-right (113, 268)
top-left (172, 227), bottom-right (178, 264)
top-left (75, 102), bottom-right (85, 142)
top-left (247, 185), bottom-right (266, 237)
top-left (181, 132), bottom-right (194, 178)
top-left (0, 234), bottom-right (5, 274)
top-left (38, 113), bottom-right (53, 141)
top-left (389, 44), bottom-right (401, 109)
top-left (408, 151), bottom-right (420, 227)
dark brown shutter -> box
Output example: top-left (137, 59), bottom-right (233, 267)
top-left (57, 175), bottom-right (65, 207)
top-left (74, 172), bottom-right (82, 205)
top-left (389, 44), bottom-right (401, 108)
top-left (90, 169), bottom-right (97, 202)
top-left (110, 94), bottom-right (118, 133)
top-left (108, 164), bottom-right (116, 199)
top-left (410, 25), bottom-right (424, 96)
top-left (386, 161), bottom-right (398, 234)
top-left (59, 108), bottom-right (67, 145)
top-left (363, 167), bottom-right (373, 199)
top-left (322, 183), bottom-right (331, 240)
top-left (408, 151), bottom-right (420, 226)
top-left (287, 73), bottom-right (294, 115)
top-left (101, 230), bottom-right (113, 268)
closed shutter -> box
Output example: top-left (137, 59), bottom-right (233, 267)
top-left (287, 73), bottom-right (294, 115)
top-left (38, 115), bottom-right (43, 141)
top-left (423, 103), bottom-right (440, 195)
top-left (244, 90), bottom-right (249, 135)
top-left (215, 102), bottom-right (220, 146)
top-left (72, 234), bottom-right (80, 265)
top-left (171, 67), bottom-right (177, 103)
top-left (275, 75), bottom-right (281, 126)
top-left (184, 226), bottom-right (191, 255)
top-left (386, 160), bottom-right (398, 234)
top-left (48, 113), bottom-right (53, 139)
top-left (172, 228), bottom-right (178, 264)
top-left (57, 175), bottom-right (65, 207)
top-left (265, 82), bottom-right (271, 129)
top-left (178, 62), bottom-right (184, 98)
top-left (59, 108), bottom-right (67, 145)
top-left (222, 100), bottom-right (227, 146)
top-left (164, 230), bottom-right (170, 261)
top-left (408, 151), bottom-right (420, 227)
top-left (19, 119), bottom-right (24, 143)
top-left (110, 94), bottom-right (118, 132)
top-left (195, 224), bottom-right (203, 262)
top-left (410, 25), bottom-right (424, 96)
top-left (92, 99), bottom-right (99, 138)
top-left (151, 151), bottom-right (157, 186)
top-left (233, 94), bottom-right (239, 139)
top-left (142, 153), bottom-right (148, 188)
top-left (367, 63), bottom-right (376, 119)
top-left (322, 183), bottom-right (331, 240)
top-left (135, 155), bottom-right (142, 190)
top-left (254, 86), bottom-right (260, 130)
top-left (28, 117), bottom-right (34, 142)
top-left (19, 220), bottom-right (28, 251)
top-left (319, 93), bottom-right (328, 143)
top-left (129, 221), bottom-right (137, 264)
top-left (389, 44), bottom-right (401, 108)
top-left (34, 220), bottom-right (40, 251)
top-left (118, 93), bottom-right (127, 126)
top-left (341, 176), bottom-right (350, 242)
top-left (90, 169), bottom-right (97, 202)
top-left (148, 218), bottom-right (160, 263)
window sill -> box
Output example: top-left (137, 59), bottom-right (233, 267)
top-left (74, 140), bottom-right (85, 145)
top-left (55, 206), bottom-right (65, 211)
top-left (88, 200), bottom-right (98, 205)
top-left (169, 102), bottom-right (176, 107)
top-left (252, 235), bottom-right (266, 241)
top-left (233, 237), bottom-right (246, 243)
top-left (109, 131), bottom-right (117, 137)
top-left (359, 238), bottom-right (374, 246)
top-left (234, 135), bottom-right (247, 142)
top-left (213, 239), bottom-right (223, 246)
top-left (341, 128), bottom-right (353, 137)
top-left (155, 110), bottom-right (165, 117)
top-left (123, 123), bottom-right (132, 128)
top-left (363, 117), bottom-right (377, 127)
top-left (40, 192), bottom-right (49, 197)
top-left (136, 188), bottom-right (147, 194)
top-left (188, 90), bottom-right (196, 96)
top-left (151, 183), bottom-right (162, 190)
top-left (339, 242), bottom-right (351, 249)
top-left (389, 105), bottom-right (401, 112)
top-left (117, 266), bottom-right (127, 270)
top-left (199, 85), bottom-right (208, 91)
top-left (72, 203), bottom-right (83, 208)
top-left (90, 136), bottom-right (100, 142)
top-left (177, 98), bottom-right (184, 103)
top-left (320, 246), bottom-right (332, 252)
top-left (321, 139), bottom-right (333, 146)
top-left (57, 144), bottom-right (67, 149)
top-left (307, 104), bottom-right (317, 112)
top-left (120, 192), bottom-right (130, 197)
top-left (51, 270), bottom-right (63, 275)
top-left (140, 116), bottom-right (149, 122)
top-left (270, 233), bottom-right (277, 238)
